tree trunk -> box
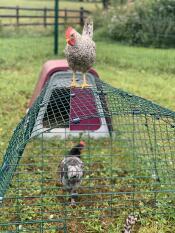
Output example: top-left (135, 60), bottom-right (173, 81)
top-left (102, 0), bottom-right (110, 10)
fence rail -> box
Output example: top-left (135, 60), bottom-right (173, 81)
top-left (0, 6), bottom-right (90, 27)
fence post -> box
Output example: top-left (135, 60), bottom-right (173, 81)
top-left (16, 6), bottom-right (19, 26)
top-left (54, 0), bottom-right (59, 55)
top-left (43, 7), bottom-right (47, 28)
top-left (80, 7), bottom-right (84, 27)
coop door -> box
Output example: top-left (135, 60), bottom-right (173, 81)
top-left (70, 88), bottom-right (101, 131)
top-left (43, 88), bottom-right (70, 128)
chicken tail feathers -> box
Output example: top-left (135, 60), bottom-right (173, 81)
top-left (82, 17), bottom-right (93, 39)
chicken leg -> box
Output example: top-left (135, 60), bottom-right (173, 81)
top-left (71, 72), bottom-right (79, 88)
top-left (70, 190), bottom-right (78, 206)
top-left (70, 195), bottom-right (76, 206)
top-left (81, 73), bottom-right (91, 88)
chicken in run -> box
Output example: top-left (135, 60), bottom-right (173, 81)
top-left (59, 141), bottom-right (85, 205)
top-left (64, 18), bottom-right (96, 88)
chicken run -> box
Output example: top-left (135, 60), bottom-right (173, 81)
top-left (0, 20), bottom-right (175, 233)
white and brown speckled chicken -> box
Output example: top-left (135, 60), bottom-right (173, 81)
top-left (59, 141), bottom-right (85, 205)
top-left (64, 18), bottom-right (96, 88)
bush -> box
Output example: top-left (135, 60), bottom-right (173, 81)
top-left (93, 6), bottom-right (112, 40)
top-left (108, 14), bottom-right (128, 41)
top-left (107, 0), bottom-right (175, 47)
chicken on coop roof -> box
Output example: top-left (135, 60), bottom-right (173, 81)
top-left (64, 18), bottom-right (96, 88)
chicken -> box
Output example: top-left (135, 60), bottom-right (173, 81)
top-left (64, 18), bottom-right (96, 88)
top-left (59, 141), bottom-right (85, 205)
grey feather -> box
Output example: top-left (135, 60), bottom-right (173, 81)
top-left (60, 156), bottom-right (84, 191)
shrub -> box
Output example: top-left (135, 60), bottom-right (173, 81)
top-left (93, 6), bottom-right (112, 40)
top-left (135, 0), bottom-right (175, 47)
top-left (107, 0), bottom-right (175, 47)
top-left (108, 14), bottom-right (128, 41)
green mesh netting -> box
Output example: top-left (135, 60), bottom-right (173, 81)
top-left (0, 73), bottom-right (174, 232)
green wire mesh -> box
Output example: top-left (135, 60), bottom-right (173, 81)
top-left (0, 73), bottom-right (174, 232)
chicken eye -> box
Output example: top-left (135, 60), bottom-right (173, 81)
top-left (70, 34), bottom-right (74, 39)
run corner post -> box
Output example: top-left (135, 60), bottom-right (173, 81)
top-left (54, 0), bottom-right (59, 55)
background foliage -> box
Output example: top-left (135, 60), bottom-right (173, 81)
top-left (94, 0), bottom-right (175, 48)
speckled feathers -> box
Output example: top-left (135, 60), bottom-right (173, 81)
top-left (64, 18), bottom-right (96, 73)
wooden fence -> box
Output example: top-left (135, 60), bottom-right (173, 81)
top-left (0, 6), bottom-right (90, 27)
top-left (69, 0), bottom-right (101, 2)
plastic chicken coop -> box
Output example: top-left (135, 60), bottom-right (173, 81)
top-left (28, 60), bottom-right (111, 139)
top-left (0, 60), bottom-right (174, 232)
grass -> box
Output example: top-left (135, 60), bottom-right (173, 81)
top-left (95, 41), bottom-right (175, 111)
top-left (0, 26), bottom-right (175, 232)
top-left (0, 134), bottom-right (174, 232)
top-left (0, 0), bottom-right (101, 11)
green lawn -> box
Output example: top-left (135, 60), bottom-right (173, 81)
top-left (0, 0), bottom-right (101, 11)
top-left (0, 28), bottom-right (175, 232)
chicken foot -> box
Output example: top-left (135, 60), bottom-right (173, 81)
top-left (82, 73), bottom-right (91, 88)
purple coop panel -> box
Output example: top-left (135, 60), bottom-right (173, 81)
top-left (70, 88), bottom-right (101, 131)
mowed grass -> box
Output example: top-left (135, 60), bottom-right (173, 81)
top-left (95, 41), bottom-right (175, 110)
top-left (0, 28), bottom-right (175, 232)
top-left (0, 0), bottom-right (101, 11)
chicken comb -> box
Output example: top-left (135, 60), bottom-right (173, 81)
top-left (65, 27), bottom-right (74, 38)
top-left (79, 141), bottom-right (86, 147)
